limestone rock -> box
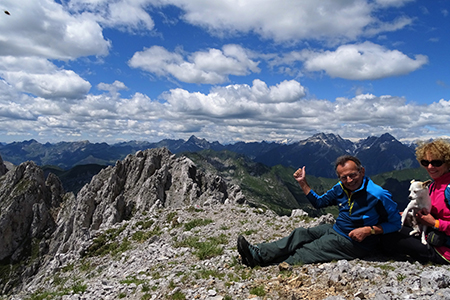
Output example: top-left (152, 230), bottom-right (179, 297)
top-left (0, 161), bottom-right (65, 262)
top-left (48, 148), bottom-right (244, 256)
top-left (0, 154), bottom-right (8, 176)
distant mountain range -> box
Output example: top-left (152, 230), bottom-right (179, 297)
top-left (0, 132), bottom-right (419, 178)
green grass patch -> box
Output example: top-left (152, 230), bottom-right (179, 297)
top-left (249, 285), bottom-right (266, 297)
top-left (131, 226), bottom-right (161, 243)
top-left (242, 229), bottom-right (257, 235)
top-left (187, 206), bottom-right (204, 213)
top-left (168, 290), bottom-right (186, 300)
top-left (195, 268), bottom-right (225, 280)
top-left (174, 235), bottom-right (224, 260)
top-left (397, 274), bottom-right (407, 281)
top-left (24, 282), bottom-right (87, 300)
top-left (183, 218), bottom-right (214, 231)
top-left (376, 264), bottom-right (396, 271)
top-left (141, 294), bottom-right (152, 300)
top-left (83, 224), bottom-right (131, 257)
top-left (135, 219), bottom-right (155, 229)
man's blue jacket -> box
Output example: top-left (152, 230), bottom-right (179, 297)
top-left (306, 176), bottom-right (401, 250)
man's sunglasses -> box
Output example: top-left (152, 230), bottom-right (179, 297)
top-left (420, 160), bottom-right (444, 167)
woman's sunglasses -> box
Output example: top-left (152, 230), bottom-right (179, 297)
top-left (420, 160), bottom-right (444, 167)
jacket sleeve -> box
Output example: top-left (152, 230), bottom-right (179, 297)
top-left (377, 190), bottom-right (402, 234)
top-left (437, 185), bottom-right (450, 235)
top-left (438, 219), bottom-right (450, 235)
top-left (306, 184), bottom-right (340, 209)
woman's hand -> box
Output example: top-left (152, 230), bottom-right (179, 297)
top-left (416, 208), bottom-right (436, 227)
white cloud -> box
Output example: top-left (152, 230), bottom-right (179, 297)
top-left (0, 0), bottom-right (444, 145)
top-left (66, 0), bottom-right (155, 32)
top-left (301, 42), bottom-right (428, 80)
top-left (164, 0), bottom-right (411, 43)
top-left (1, 78), bottom-right (450, 144)
top-left (0, 0), bottom-right (110, 60)
top-left (128, 44), bottom-right (260, 84)
top-left (374, 0), bottom-right (414, 8)
top-left (0, 57), bottom-right (91, 99)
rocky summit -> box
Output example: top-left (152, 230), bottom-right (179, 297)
top-left (1, 148), bottom-right (450, 300)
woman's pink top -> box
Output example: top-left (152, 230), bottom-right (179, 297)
top-left (429, 171), bottom-right (450, 262)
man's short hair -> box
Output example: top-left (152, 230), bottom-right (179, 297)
top-left (334, 155), bottom-right (363, 176)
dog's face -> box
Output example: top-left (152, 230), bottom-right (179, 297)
top-left (409, 179), bottom-right (432, 202)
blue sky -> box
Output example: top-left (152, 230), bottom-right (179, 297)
top-left (0, 0), bottom-right (449, 145)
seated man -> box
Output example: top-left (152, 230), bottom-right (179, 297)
top-left (238, 155), bottom-right (401, 267)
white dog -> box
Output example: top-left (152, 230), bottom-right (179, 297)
top-left (401, 179), bottom-right (432, 245)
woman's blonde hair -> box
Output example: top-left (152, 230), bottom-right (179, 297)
top-left (415, 139), bottom-right (450, 165)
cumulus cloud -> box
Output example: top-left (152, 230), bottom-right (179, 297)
top-left (128, 44), bottom-right (260, 84)
top-left (0, 57), bottom-right (91, 99)
top-left (165, 0), bottom-right (411, 43)
top-left (66, 0), bottom-right (155, 32)
top-left (1, 78), bottom-right (450, 143)
top-left (0, 0), bottom-right (443, 144)
top-left (0, 0), bottom-right (110, 60)
top-left (301, 42), bottom-right (428, 80)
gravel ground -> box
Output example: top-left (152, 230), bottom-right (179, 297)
top-left (5, 203), bottom-right (450, 300)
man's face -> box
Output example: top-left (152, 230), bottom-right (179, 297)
top-left (336, 160), bottom-right (365, 192)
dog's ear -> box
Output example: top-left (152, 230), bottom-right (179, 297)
top-left (423, 179), bottom-right (432, 188)
top-left (410, 179), bottom-right (416, 184)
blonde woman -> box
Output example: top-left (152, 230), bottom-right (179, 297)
top-left (382, 139), bottom-right (450, 264)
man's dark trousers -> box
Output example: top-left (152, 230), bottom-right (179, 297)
top-left (257, 224), bottom-right (370, 265)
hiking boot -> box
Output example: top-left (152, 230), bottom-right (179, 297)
top-left (237, 235), bottom-right (262, 267)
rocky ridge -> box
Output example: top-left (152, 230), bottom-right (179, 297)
top-left (0, 148), bottom-right (450, 300)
